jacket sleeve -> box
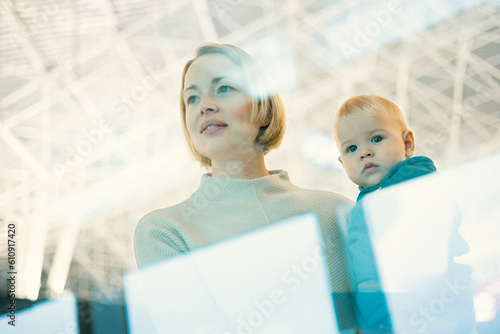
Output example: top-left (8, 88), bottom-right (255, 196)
top-left (348, 202), bottom-right (392, 331)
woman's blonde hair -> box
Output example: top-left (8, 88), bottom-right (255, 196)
top-left (180, 42), bottom-right (286, 167)
top-left (333, 94), bottom-right (410, 142)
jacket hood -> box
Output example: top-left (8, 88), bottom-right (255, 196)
top-left (357, 156), bottom-right (437, 202)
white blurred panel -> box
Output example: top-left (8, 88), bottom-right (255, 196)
top-left (126, 213), bottom-right (339, 334)
top-left (0, 292), bottom-right (78, 334)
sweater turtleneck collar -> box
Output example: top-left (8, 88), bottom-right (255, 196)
top-left (197, 169), bottom-right (292, 199)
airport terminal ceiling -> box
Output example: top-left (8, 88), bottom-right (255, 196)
top-left (0, 0), bottom-right (499, 302)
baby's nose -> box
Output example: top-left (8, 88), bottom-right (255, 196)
top-left (360, 148), bottom-right (373, 159)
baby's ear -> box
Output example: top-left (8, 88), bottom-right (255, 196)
top-left (403, 130), bottom-right (415, 158)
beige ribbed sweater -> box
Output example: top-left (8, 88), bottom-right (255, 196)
top-left (134, 170), bottom-right (356, 328)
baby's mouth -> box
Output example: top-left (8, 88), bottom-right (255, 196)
top-left (363, 163), bottom-right (378, 173)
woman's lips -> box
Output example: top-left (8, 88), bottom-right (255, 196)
top-left (200, 120), bottom-right (228, 134)
top-left (363, 163), bottom-right (379, 174)
top-left (202, 124), bottom-right (227, 134)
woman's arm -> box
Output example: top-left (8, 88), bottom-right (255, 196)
top-left (134, 210), bottom-right (188, 267)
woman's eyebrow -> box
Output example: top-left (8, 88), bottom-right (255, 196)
top-left (184, 76), bottom-right (233, 93)
top-left (184, 84), bottom-right (197, 92)
top-left (213, 76), bottom-right (229, 84)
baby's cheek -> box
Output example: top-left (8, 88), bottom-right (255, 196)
top-left (347, 165), bottom-right (359, 179)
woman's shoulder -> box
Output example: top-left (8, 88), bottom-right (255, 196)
top-left (283, 185), bottom-right (354, 231)
top-left (135, 200), bottom-right (190, 232)
top-left (290, 182), bottom-right (354, 208)
top-left (134, 202), bottom-right (193, 266)
top-left (274, 170), bottom-right (353, 202)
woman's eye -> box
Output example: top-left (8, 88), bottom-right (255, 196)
top-left (218, 85), bottom-right (231, 93)
top-left (347, 145), bottom-right (357, 153)
top-left (372, 136), bottom-right (382, 143)
top-left (187, 96), bottom-right (198, 105)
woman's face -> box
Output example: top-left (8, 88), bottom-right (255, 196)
top-left (183, 53), bottom-right (262, 164)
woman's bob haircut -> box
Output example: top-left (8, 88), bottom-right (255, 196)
top-left (180, 42), bottom-right (286, 168)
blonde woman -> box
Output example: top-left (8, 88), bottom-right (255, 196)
top-left (134, 42), bottom-right (356, 330)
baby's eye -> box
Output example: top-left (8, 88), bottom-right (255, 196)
top-left (186, 96), bottom-right (198, 105)
top-left (347, 145), bottom-right (357, 153)
top-left (372, 136), bottom-right (382, 143)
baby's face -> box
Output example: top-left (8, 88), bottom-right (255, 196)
top-left (336, 112), bottom-right (414, 188)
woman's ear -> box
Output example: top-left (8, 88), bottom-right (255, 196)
top-left (261, 114), bottom-right (272, 127)
top-left (403, 130), bottom-right (415, 158)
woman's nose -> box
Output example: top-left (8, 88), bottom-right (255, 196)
top-left (200, 95), bottom-right (219, 115)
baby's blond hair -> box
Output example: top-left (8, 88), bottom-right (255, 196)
top-left (333, 94), bottom-right (409, 143)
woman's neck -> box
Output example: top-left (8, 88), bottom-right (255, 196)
top-left (210, 156), bottom-right (269, 179)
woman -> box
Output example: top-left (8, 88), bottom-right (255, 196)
top-left (134, 42), bottom-right (356, 329)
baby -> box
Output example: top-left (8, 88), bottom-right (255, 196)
top-left (333, 94), bottom-right (475, 333)
top-left (333, 94), bottom-right (437, 331)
